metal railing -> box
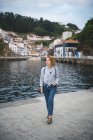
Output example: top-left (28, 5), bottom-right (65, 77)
top-left (54, 55), bottom-right (93, 60)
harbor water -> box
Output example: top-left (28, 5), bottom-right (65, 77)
top-left (0, 59), bottom-right (93, 103)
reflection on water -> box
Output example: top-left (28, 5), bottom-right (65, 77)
top-left (0, 59), bottom-right (93, 103)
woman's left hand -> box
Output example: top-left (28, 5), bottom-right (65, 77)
top-left (52, 82), bottom-right (57, 86)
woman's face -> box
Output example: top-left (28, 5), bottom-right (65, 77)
top-left (46, 57), bottom-right (52, 67)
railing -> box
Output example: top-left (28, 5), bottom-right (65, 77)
top-left (54, 56), bottom-right (93, 60)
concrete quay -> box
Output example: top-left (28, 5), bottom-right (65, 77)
top-left (0, 89), bottom-right (93, 140)
top-left (41, 56), bottom-right (93, 65)
top-left (0, 56), bottom-right (28, 61)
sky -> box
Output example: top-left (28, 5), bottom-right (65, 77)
top-left (0, 0), bottom-right (93, 29)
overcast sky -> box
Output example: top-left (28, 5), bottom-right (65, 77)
top-left (0, 0), bottom-right (93, 29)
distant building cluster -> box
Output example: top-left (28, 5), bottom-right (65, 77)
top-left (0, 28), bottom-right (82, 58)
top-left (0, 28), bottom-right (51, 56)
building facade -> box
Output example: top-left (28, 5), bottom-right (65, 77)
top-left (9, 42), bottom-right (27, 56)
top-left (54, 40), bottom-right (79, 58)
top-left (62, 31), bottom-right (72, 40)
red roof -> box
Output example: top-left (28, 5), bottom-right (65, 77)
top-left (64, 39), bottom-right (79, 43)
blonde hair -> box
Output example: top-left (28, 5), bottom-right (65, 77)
top-left (46, 55), bottom-right (55, 66)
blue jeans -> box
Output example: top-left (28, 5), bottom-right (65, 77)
top-left (43, 84), bottom-right (57, 116)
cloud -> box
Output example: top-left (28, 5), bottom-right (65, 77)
top-left (36, 1), bottom-right (52, 8)
top-left (0, 0), bottom-right (93, 29)
top-left (35, 0), bottom-right (93, 7)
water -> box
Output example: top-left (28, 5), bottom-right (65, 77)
top-left (0, 59), bottom-right (93, 103)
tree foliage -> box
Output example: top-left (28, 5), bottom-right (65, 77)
top-left (0, 12), bottom-right (78, 37)
top-left (35, 40), bottom-right (53, 46)
top-left (72, 18), bottom-right (93, 55)
top-left (79, 18), bottom-right (93, 47)
top-left (67, 23), bottom-right (79, 30)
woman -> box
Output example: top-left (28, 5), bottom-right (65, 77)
top-left (40, 55), bottom-right (59, 124)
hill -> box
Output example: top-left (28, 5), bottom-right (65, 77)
top-left (0, 12), bottom-right (79, 37)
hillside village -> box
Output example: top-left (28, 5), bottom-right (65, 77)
top-left (0, 28), bottom-right (51, 57)
top-left (0, 12), bottom-right (93, 57)
top-left (0, 28), bottom-right (82, 57)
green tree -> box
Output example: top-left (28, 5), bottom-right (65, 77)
top-left (67, 23), bottom-right (79, 30)
top-left (73, 18), bottom-right (93, 55)
top-left (0, 12), bottom-right (79, 36)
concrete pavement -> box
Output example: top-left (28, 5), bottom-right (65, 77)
top-left (0, 89), bottom-right (93, 140)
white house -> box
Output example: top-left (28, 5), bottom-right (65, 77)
top-left (49, 38), bottom-right (62, 50)
top-left (9, 42), bottom-right (27, 56)
top-left (62, 31), bottom-right (72, 40)
top-left (27, 34), bottom-right (52, 41)
top-left (54, 40), bottom-right (79, 58)
top-left (18, 43), bottom-right (27, 56)
top-left (36, 43), bottom-right (43, 50)
top-left (9, 43), bottom-right (18, 54)
top-left (53, 39), bottom-right (62, 45)
top-left (13, 37), bottom-right (23, 42)
top-left (4, 35), bottom-right (13, 44)
top-left (42, 36), bottom-right (52, 40)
